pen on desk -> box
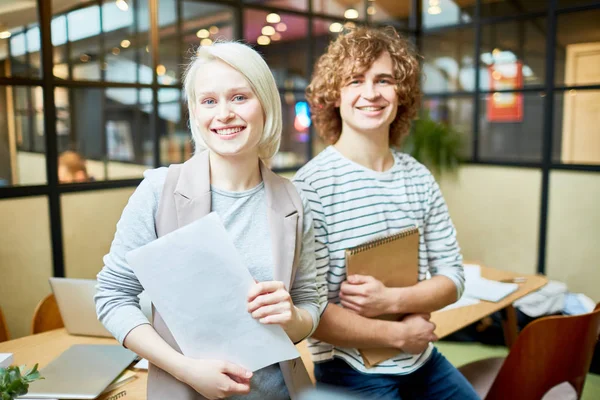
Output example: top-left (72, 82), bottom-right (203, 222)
top-left (500, 277), bottom-right (527, 283)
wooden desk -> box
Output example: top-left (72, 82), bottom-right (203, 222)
top-left (431, 266), bottom-right (548, 346)
top-left (0, 329), bottom-right (147, 400)
top-left (0, 266), bottom-right (547, 399)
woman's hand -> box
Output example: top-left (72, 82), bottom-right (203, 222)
top-left (179, 358), bottom-right (252, 399)
top-left (247, 281), bottom-right (299, 328)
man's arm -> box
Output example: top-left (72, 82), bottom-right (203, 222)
top-left (312, 303), bottom-right (436, 354)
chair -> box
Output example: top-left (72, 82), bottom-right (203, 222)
top-left (0, 306), bottom-right (9, 342)
top-left (31, 294), bottom-right (64, 335)
top-left (459, 304), bottom-right (600, 400)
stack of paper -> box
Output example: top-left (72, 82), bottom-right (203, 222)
top-left (463, 264), bottom-right (519, 302)
top-left (0, 353), bottom-right (13, 368)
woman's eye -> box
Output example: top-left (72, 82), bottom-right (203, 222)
top-left (202, 98), bottom-right (216, 105)
top-left (233, 95), bottom-right (246, 102)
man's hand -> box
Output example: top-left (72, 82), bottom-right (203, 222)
top-left (179, 358), bottom-right (252, 399)
top-left (247, 281), bottom-right (299, 328)
top-left (396, 313), bottom-right (438, 354)
top-left (339, 274), bottom-right (394, 317)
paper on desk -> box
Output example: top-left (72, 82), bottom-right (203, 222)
top-left (126, 212), bottom-right (299, 372)
top-left (440, 295), bottom-right (481, 311)
top-left (462, 263), bottom-right (518, 302)
top-left (133, 358), bottom-right (148, 370)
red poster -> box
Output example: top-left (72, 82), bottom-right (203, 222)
top-left (487, 61), bottom-right (523, 122)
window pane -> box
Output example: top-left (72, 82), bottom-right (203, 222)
top-left (159, 1), bottom-right (235, 86)
top-left (67, 5), bottom-right (102, 81)
top-left (553, 89), bottom-right (600, 165)
top-left (480, 0), bottom-right (547, 19)
top-left (271, 91), bottom-right (309, 169)
top-left (421, 27), bottom-right (475, 93)
top-left (102, 0), bottom-right (151, 84)
top-left (243, 0), bottom-right (308, 12)
top-left (370, 1), bottom-right (410, 28)
top-left (422, 96), bottom-right (473, 159)
top-left (480, 19), bottom-right (546, 91)
top-left (158, 88), bottom-right (191, 166)
top-left (479, 92), bottom-right (544, 162)
top-left (0, 86), bottom-right (46, 186)
top-left (313, 1), bottom-right (365, 20)
top-left (422, 0), bottom-right (474, 29)
top-left (0, 4), bottom-right (41, 78)
top-left (56, 87), bottom-right (154, 182)
top-left (245, 10), bottom-right (308, 90)
top-left (555, 10), bottom-right (600, 87)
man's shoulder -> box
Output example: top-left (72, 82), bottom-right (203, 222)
top-left (293, 147), bottom-right (337, 184)
top-left (392, 150), bottom-right (433, 180)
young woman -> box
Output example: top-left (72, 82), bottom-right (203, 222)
top-left (95, 42), bottom-right (320, 400)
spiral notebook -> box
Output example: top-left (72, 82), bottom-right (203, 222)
top-left (345, 226), bottom-right (420, 367)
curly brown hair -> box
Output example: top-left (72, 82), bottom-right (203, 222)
top-left (307, 27), bottom-right (421, 146)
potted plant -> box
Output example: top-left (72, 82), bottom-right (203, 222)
top-left (0, 364), bottom-right (43, 400)
top-left (402, 112), bottom-right (465, 178)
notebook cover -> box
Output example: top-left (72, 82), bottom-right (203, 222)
top-left (345, 226), bottom-right (419, 367)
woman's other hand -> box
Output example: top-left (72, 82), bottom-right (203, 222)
top-left (179, 358), bottom-right (252, 399)
top-left (247, 281), bottom-right (299, 328)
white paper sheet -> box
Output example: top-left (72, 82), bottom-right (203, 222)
top-left (462, 263), bottom-right (518, 302)
top-left (126, 212), bottom-right (299, 371)
top-left (440, 296), bottom-right (481, 311)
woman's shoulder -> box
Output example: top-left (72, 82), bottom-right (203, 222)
top-left (136, 167), bottom-right (169, 201)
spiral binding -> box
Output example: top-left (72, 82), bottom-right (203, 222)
top-left (105, 390), bottom-right (127, 400)
top-left (346, 225), bottom-right (419, 256)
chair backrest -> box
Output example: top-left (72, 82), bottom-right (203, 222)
top-left (486, 306), bottom-right (600, 400)
top-left (0, 306), bottom-right (9, 342)
top-left (31, 294), bottom-right (65, 335)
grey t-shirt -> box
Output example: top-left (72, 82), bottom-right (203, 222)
top-left (211, 182), bottom-right (286, 400)
top-left (95, 167), bottom-right (322, 399)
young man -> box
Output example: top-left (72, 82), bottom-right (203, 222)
top-left (293, 28), bottom-right (479, 399)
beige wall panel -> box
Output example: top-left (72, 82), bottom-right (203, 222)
top-left (0, 197), bottom-right (53, 339)
top-left (438, 166), bottom-right (541, 275)
top-left (62, 187), bottom-right (136, 279)
top-left (546, 171), bottom-right (600, 302)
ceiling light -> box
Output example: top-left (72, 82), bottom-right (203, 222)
top-left (272, 32), bottom-right (281, 41)
top-left (0, 31), bottom-right (11, 39)
top-left (266, 13), bottom-right (281, 24)
top-left (112, 47), bottom-right (120, 55)
top-left (428, 6), bottom-right (441, 15)
top-left (344, 8), bottom-right (359, 19)
top-left (120, 39), bottom-right (130, 48)
top-left (275, 22), bottom-right (287, 32)
top-left (156, 64), bottom-right (166, 76)
top-left (329, 22), bottom-right (343, 33)
top-left (196, 29), bottom-right (209, 38)
top-left (257, 35), bottom-right (271, 45)
top-left (209, 26), bottom-right (219, 34)
top-left (115, 0), bottom-right (129, 12)
top-left (200, 38), bottom-right (213, 46)
top-left (367, 6), bottom-right (376, 15)
top-left (262, 26), bottom-right (275, 36)
top-left (344, 22), bottom-right (356, 29)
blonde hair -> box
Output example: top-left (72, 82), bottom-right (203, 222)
top-left (183, 42), bottom-right (282, 160)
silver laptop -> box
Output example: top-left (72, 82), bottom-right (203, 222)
top-left (19, 344), bottom-right (137, 399)
top-left (49, 277), bottom-right (113, 337)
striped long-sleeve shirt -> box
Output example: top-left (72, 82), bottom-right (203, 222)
top-left (293, 146), bottom-right (465, 375)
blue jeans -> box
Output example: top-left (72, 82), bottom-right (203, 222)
top-left (313, 348), bottom-right (480, 400)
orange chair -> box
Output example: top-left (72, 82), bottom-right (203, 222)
top-left (0, 306), bottom-right (9, 342)
top-left (459, 305), bottom-right (600, 400)
top-left (31, 294), bottom-right (64, 335)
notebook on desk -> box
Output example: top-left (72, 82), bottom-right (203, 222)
top-left (345, 226), bottom-right (420, 367)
